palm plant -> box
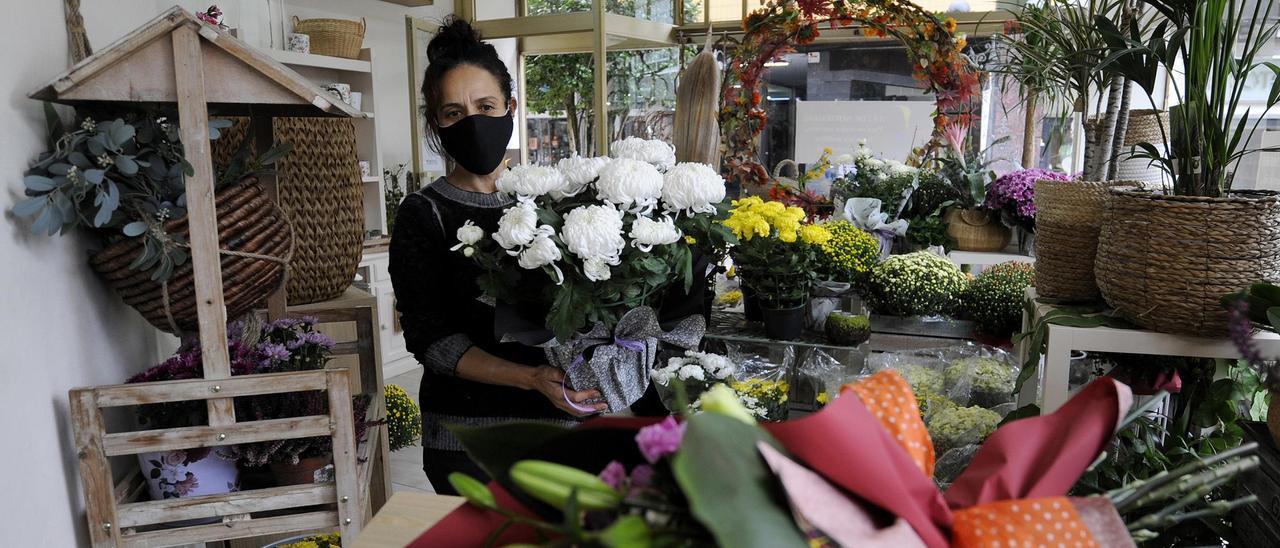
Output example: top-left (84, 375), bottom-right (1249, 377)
top-left (993, 0), bottom-right (1133, 180)
top-left (1098, 0), bottom-right (1280, 197)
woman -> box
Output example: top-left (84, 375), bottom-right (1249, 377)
top-left (388, 17), bottom-right (605, 495)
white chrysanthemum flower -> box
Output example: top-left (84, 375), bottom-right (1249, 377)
top-left (677, 364), bottom-right (706, 381)
top-left (450, 220), bottom-right (484, 251)
top-left (887, 161), bottom-right (917, 177)
top-left (661, 162), bottom-right (725, 214)
top-left (492, 201), bottom-right (539, 251)
top-left (496, 164), bottom-right (567, 201)
top-left (652, 364), bottom-right (679, 385)
top-left (554, 155), bottom-right (611, 200)
top-left (517, 232), bottom-right (561, 270)
top-left (562, 203), bottom-right (626, 262)
top-left (863, 157), bottom-right (884, 170)
top-left (629, 215), bottom-right (681, 252)
top-left (610, 137), bottom-right (676, 171)
top-left (596, 158), bottom-right (663, 213)
top-left (583, 256), bottom-right (614, 282)
top-left (834, 153), bottom-right (854, 164)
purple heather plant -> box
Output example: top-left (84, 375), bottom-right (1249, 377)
top-left (984, 168), bottom-right (1072, 231)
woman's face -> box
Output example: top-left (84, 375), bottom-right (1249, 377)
top-left (436, 63), bottom-right (515, 128)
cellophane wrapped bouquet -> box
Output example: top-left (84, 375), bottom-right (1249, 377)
top-left (455, 137), bottom-right (735, 411)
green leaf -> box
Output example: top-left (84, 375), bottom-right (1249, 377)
top-left (122, 221), bottom-right (148, 237)
top-left (116, 155), bottom-right (138, 176)
top-left (448, 472), bottom-right (497, 509)
top-left (83, 169), bottom-right (105, 185)
top-left (109, 122), bottom-right (135, 147)
top-left (24, 175), bottom-right (56, 192)
top-left (1252, 282), bottom-right (1280, 305)
top-left (598, 515), bottom-right (650, 547)
top-left (671, 413), bottom-right (807, 548)
top-left (12, 196), bottom-right (45, 218)
top-left (1268, 306), bottom-right (1280, 331)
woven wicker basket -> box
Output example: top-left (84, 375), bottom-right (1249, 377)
top-left (1033, 179), bottom-right (1139, 302)
top-left (273, 117), bottom-right (365, 304)
top-left (212, 117), bottom-right (365, 305)
top-left (89, 179), bottom-right (293, 334)
top-left (944, 207), bottom-right (1011, 252)
top-left (1123, 109), bottom-right (1168, 147)
top-left (292, 16), bottom-right (364, 59)
top-left (1095, 190), bottom-right (1280, 336)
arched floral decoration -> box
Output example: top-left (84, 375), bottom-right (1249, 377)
top-left (721, 0), bottom-right (981, 190)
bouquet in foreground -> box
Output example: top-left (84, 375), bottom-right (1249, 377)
top-left (455, 138), bottom-right (735, 411)
top-left (412, 372), bottom-right (1257, 547)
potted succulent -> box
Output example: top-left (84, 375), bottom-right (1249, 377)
top-left (13, 107), bottom-right (293, 333)
top-left (723, 197), bottom-right (832, 340)
top-left (1093, 0), bottom-right (1280, 336)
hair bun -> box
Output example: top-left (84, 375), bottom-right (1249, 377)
top-left (427, 16), bottom-right (484, 63)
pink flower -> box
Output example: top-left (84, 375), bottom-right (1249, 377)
top-left (599, 460), bottom-right (627, 490)
top-left (635, 416), bottom-right (685, 464)
top-left (630, 464), bottom-right (654, 488)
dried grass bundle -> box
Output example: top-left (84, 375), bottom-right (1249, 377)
top-left (674, 37), bottom-right (721, 168)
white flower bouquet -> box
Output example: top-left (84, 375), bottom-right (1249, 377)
top-left (454, 139), bottom-right (737, 411)
top-left (651, 350), bottom-right (736, 409)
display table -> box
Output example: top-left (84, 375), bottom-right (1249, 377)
top-left (947, 250), bottom-right (1034, 274)
top-left (1016, 288), bottom-right (1280, 413)
top-left (351, 492), bottom-right (463, 548)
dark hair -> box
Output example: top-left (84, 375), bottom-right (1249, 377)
top-left (420, 16), bottom-right (514, 154)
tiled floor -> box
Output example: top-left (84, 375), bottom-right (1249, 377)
top-left (385, 366), bottom-right (436, 494)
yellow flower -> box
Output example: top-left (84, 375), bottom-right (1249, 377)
top-left (778, 228), bottom-right (798, 243)
top-left (823, 146), bottom-right (833, 155)
top-left (684, 235), bottom-right (697, 245)
top-left (717, 289), bottom-right (743, 306)
top-left (727, 264), bottom-right (736, 278)
top-left (799, 224), bottom-right (832, 246)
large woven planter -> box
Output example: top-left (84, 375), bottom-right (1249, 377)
top-left (1095, 190), bottom-right (1280, 336)
top-left (1033, 180), bottom-right (1136, 302)
top-left (89, 179), bottom-right (293, 334)
top-left (292, 17), bottom-right (365, 59)
top-left (1114, 110), bottom-right (1170, 189)
top-left (272, 117), bottom-right (365, 304)
top-left (943, 207), bottom-right (1010, 252)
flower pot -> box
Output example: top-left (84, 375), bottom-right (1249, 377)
top-left (807, 281), bottom-right (852, 331)
top-left (1095, 189), bottom-right (1280, 336)
top-left (943, 208), bottom-right (1011, 252)
top-left (1033, 179), bottom-right (1136, 302)
top-left (268, 455), bottom-right (333, 486)
top-left (762, 303), bottom-right (806, 340)
top-left (137, 448), bottom-right (239, 524)
top-left (741, 285), bottom-right (763, 322)
top-left (824, 311), bottom-right (870, 347)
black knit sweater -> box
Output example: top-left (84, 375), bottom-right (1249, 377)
top-left (388, 178), bottom-right (577, 450)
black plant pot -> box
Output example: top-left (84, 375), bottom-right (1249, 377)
top-left (762, 303), bottom-right (806, 341)
top-left (742, 286), bottom-right (763, 322)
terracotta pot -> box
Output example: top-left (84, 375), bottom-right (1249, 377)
top-left (268, 455), bottom-right (332, 486)
top-left (944, 207), bottom-right (1012, 252)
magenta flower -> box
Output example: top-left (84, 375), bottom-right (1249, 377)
top-left (629, 464), bottom-right (654, 488)
top-left (635, 416), bottom-right (685, 464)
top-left (599, 460), bottom-right (627, 490)
top-left (985, 168), bottom-right (1072, 227)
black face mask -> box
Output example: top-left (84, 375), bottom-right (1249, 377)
top-left (438, 112), bottom-right (513, 175)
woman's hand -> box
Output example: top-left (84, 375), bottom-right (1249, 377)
top-left (528, 366), bottom-right (607, 417)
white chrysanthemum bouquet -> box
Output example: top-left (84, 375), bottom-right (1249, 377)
top-left (455, 138), bottom-right (735, 342)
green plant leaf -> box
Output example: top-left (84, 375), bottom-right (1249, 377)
top-left (83, 169), bottom-right (105, 185)
top-left (24, 175), bottom-right (56, 192)
top-left (598, 515), bottom-right (650, 547)
top-left (12, 196), bottom-right (45, 218)
top-left (448, 472), bottom-right (497, 509)
top-left (122, 221), bottom-right (148, 237)
top-left (671, 413), bottom-right (807, 548)
top-left (116, 155), bottom-right (138, 176)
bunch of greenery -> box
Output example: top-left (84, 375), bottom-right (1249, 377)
top-left (1098, 0), bottom-right (1280, 196)
top-left (902, 170), bottom-right (956, 249)
top-left (384, 384), bottom-right (422, 452)
top-left (830, 142), bottom-right (920, 217)
top-left (14, 107), bottom-right (289, 281)
top-left (815, 220), bottom-right (880, 286)
top-left (927, 404), bottom-right (1001, 456)
top-left (944, 356), bottom-right (1017, 408)
top-left (962, 261), bottom-right (1036, 340)
top-left (863, 251), bottom-right (969, 317)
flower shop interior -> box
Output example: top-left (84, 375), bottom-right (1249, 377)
top-left (7, 0), bottom-right (1280, 546)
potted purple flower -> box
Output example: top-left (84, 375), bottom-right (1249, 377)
top-left (985, 168), bottom-right (1072, 251)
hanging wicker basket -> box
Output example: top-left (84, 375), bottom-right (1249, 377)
top-left (1095, 190), bottom-right (1280, 337)
top-left (212, 117), bottom-right (365, 305)
top-left (1033, 179), bottom-right (1139, 302)
top-left (292, 16), bottom-right (365, 59)
top-left (89, 179), bottom-right (293, 334)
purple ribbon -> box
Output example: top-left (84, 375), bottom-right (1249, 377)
top-left (873, 229), bottom-right (895, 259)
top-left (561, 338), bottom-right (647, 413)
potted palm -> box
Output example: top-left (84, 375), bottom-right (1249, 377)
top-left (724, 197), bottom-right (832, 340)
top-left (1094, 0), bottom-right (1280, 336)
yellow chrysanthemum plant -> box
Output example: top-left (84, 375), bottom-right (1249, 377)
top-left (723, 197), bottom-right (832, 310)
top-left (816, 220), bottom-right (882, 289)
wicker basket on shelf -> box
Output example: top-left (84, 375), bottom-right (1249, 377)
top-left (1033, 179), bottom-right (1138, 302)
top-left (89, 179), bottom-right (293, 334)
top-left (1095, 190), bottom-right (1280, 337)
top-left (1114, 110), bottom-right (1170, 189)
top-left (292, 16), bottom-right (365, 59)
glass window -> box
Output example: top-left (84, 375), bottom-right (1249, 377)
top-left (524, 0), bottom-right (680, 23)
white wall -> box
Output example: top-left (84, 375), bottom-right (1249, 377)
top-left (0, 1), bottom-right (448, 545)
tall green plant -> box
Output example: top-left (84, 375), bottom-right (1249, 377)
top-left (1099, 0), bottom-right (1280, 196)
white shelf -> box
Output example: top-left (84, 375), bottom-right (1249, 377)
top-left (363, 176), bottom-right (380, 183)
top-left (266, 48), bottom-right (371, 73)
